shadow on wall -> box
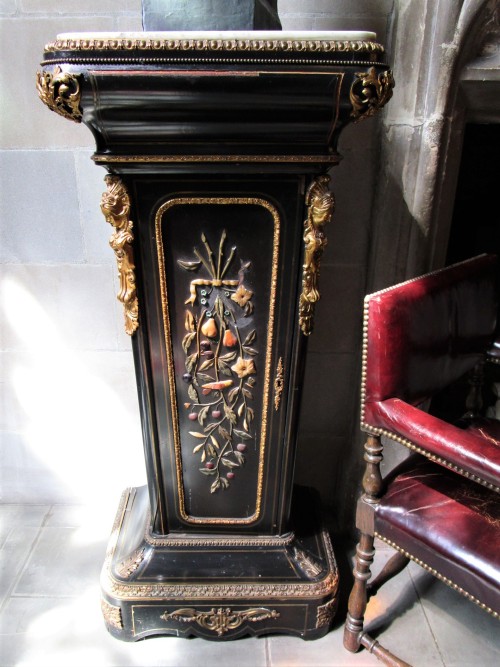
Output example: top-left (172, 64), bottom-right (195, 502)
top-left (0, 274), bottom-right (145, 507)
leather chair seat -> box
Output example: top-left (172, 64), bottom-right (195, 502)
top-left (375, 455), bottom-right (500, 616)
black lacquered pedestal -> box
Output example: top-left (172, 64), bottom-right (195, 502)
top-left (37, 30), bottom-right (393, 641)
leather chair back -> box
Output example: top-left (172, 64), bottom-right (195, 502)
top-left (364, 254), bottom-right (498, 407)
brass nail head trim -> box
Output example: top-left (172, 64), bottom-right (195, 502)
top-left (36, 66), bottom-right (82, 123)
top-left (100, 175), bottom-right (139, 336)
top-left (299, 175), bottom-right (335, 336)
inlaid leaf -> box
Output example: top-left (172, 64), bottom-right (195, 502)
top-left (221, 457), bottom-right (239, 469)
top-left (220, 477), bottom-right (229, 489)
top-left (198, 405), bottom-right (209, 426)
top-left (188, 384), bottom-right (199, 402)
top-left (193, 443), bottom-right (204, 454)
top-left (228, 387), bottom-right (239, 403)
top-left (220, 352), bottom-right (237, 362)
top-left (243, 330), bottom-right (256, 346)
top-left (185, 310), bottom-right (196, 332)
top-left (218, 426), bottom-right (231, 441)
top-left (207, 444), bottom-right (216, 458)
top-left (178, 260), bottom-right (202, 272)
top-left (210, 434), bottom-right (220, 450)
top-left (198, 373), bottom-right (214, 381)
top-left (182, 332), bottom-right (196, 353)
top-left (189, 431), bottom-right (206, 439)
top-left (199, 358), bottom-right (215, 372)
top-left (234, 451), bottom-right (246, 466)
top-left (246, 407), bottom-right (255, 422)
top-left (224, 404), bottom-right (237, 424)
top-left (237, 402), bottom-right (245, 418)
top-left (234, 429), bottom-right (252, 440)
top-left (204, 422), bottom-right (217, 432)
top-left (243, 347), bottom-right (258, 356)
top-left (210, 479), bottom-right (221, 493)
top-left (242, 388), bottom-right (253, 400)
top-left (199, 467), bottom-right (216, 476)
top-left (218, 360), bottom-right (232, 377)
top-left (186, 353), bottom-right (198, 373)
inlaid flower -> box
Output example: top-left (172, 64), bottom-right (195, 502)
top-left (231, 357), bottom-right (256, 378)
top-left (231, 285), bottom-right (253, 307)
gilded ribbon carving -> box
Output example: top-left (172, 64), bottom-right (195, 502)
top-left (350, 67), bottom-right (395, 122)
top-left (161, 606), bottom-right (280, 636)
top-left (299, 175), bottom-right (335, 336)
top-left (100, 175), bottom-right (139, 335)
top-left (36, 66), bottom-right (82, 123)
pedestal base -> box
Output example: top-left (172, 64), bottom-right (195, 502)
top-left (101, 486), bottom-right (338, 641)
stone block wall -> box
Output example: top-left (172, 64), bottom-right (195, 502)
top-left (0, 0), bottom-right (395, 531)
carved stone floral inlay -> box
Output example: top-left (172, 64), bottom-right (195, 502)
top-left (100, 175), bottom-right (139, 335)
top-left (179, 231), bottom-right (257, 493)
top-left (299, 175), bottom-right (335, 336)
top-left (36, 66), bottom-right (82, 123)
top-left (350, 67), bottom-right (395, 122)
top-left (161, 606), bottom-right (280, 636)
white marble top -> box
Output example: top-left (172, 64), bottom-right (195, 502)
top-left (57, 30), bottom-right (377, 41)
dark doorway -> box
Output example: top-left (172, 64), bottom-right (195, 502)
top-left (446, 124), bottom-right (500, 264)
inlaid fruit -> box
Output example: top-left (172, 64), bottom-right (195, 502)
top-left (201, 317), bottom-right (218, 338)
top-left (222, 329), bottom-right (238, 347)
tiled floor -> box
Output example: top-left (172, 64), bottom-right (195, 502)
top-left (0, 503), bottom-right (498, 667)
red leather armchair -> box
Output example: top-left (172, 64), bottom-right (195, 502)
top-left (343, 254), bottom-right (500, 666)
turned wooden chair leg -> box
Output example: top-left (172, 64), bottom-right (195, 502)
top-left (345, 434), bottom-right (413, 666)
top-left (367, 550), bottom-right (410, 598)
top-left (344, 532), bottom-right (375, 653)
top-left (344, 534), bottom-right (413, 667)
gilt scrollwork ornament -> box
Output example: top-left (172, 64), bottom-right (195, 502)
top-left (350, 67), bottom-right (395, 122)
top-left (274, 357), bottom-right (284, 411)
top-left (316, 597), bottom-right (338, 629)
top-left (101, 598), bottom-right (123, 629)
top-left (161, 606), bottom-right (280, 636)
top-left (299, 175), bottom-right (335, 336)
top-left (100, 176), bottom-right (139, 335)
top-left (36, 66), bottom-right (82, 123)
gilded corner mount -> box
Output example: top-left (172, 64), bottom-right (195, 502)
top-left (299, 175), bottom-right (335, 336)
top-left (350, 67), bottom-right (395, 122)
top-left (36, 66), bottom-right (82, 123)
top-left (100, 176), bottom-right (139, 336)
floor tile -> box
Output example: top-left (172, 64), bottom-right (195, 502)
top-left (0, 505), bottom-right (49, 548)
top-left (0, 592), bottom-right (268, 667)
top-left (0, 526), bottom-right (43, 607)
top-left (13, 526), bottom-right (106, 598)
top-left (408, 564), bottom-right (500, 666)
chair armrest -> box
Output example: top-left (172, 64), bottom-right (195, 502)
top-left (364, 398), bottom-right (500, 491)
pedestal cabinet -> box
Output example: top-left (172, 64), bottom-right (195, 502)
top-left (37, 30), bottom-right (393, 641)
